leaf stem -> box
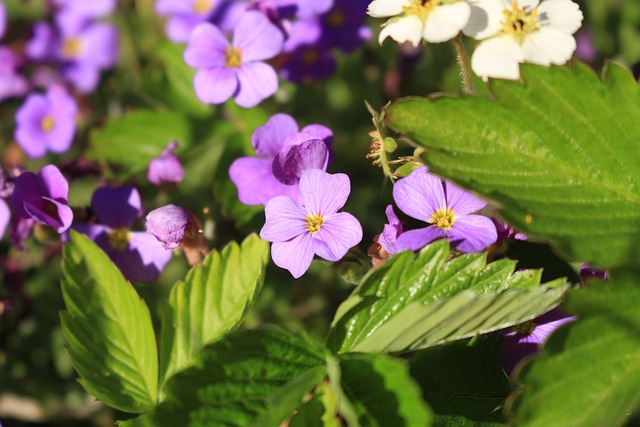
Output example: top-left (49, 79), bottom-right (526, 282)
top-left (452, 35), bottom-right (475, 93)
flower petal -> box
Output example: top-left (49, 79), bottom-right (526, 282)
top-left (423, 2), bottom-right (471, 43)
top-left (184, 22), bottom-right (228, 69)
top-left (38, 164), bottom-right (69, 201)
top-left (445, 181), bottom-right (487, 215)
top-left (299, 169), bottom-right (350, 216)
top-left (0, 199), bottom-right (9, 239)
top-left (91, 186), bottom-right (142, 229)
top-left (229, 156), bottom-right (301, 205)
top-left (252, 113), bottom-right (299, 158)
top-left (521, 27), bottom-right (577, 66)
top-left (271, 233), bottom-right (315, 278)
top-left (118, 231), bottom-right (172, 283)
top-left (233, 11), bottom-right (284, 62)
top-left (395, 226), bottom-right (446, 252)
top-left (272, 139), bottom-right (328, 185)
top-left (167, 14), bottom-right (205, 43)
top-left (464, 0), bottom-right (504, 40)
top-left (379, 15), bottom-right (423, 47)
top-left (471, 35), bottom-right (524, 80)
top-left (193, 67), bottom-right (238, 104)
top-left (393, 166), bottom-right (445, 223)
top-left (234, 61), bottom-right (278, 108)
top-left (448, 214), bottom-right (497, 253)
top-left (537, 0), bottom-right (583, 34)
top-left (367, 0), bottom-right (411, 18)
top-left (260, 195), bottom-right (308, 242)
top-left (312, 212), bottom-right (363, 262)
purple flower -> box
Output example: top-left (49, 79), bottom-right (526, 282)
top-left (0, 0), bottom-right (6, 40)
top-left (229, 113), bottom-right (333, 205)
top-left (184, 11), bottom-right (284, 108)
top-left (260, 169), bottom-right (362, 278)
top-left (575, 28), bottom-right (598, 64)
top-left (493, 218), bottom-right (527, 242)
top-left (147, 141), bottom-right (185, 186)
top-left (275, 0), bottom-right (333, 19)
top-left (145, 204), bottom-right (201, 250)
top-left (501, 308), bottom-right (576, 376)
top-left (11, 165), bottom-right (73, 233)
top-left (580, 263), bottom-right (608, 283)
top-left (0, 47), bottom-right (28, 103)
top-left (14, 86), bottom-right (77, 158)
top-left (378, 204), bottom-right (403, 256)
top-left (26, 22), bottom-right (59, 62)
top-left (74, 187), bottom-right (172, 283)
top-left (318, 0), bottom-right (371, 52)
top-left (280, 20), bottom-right (336, 83)
top-left (53, 0), bottom-right (116, 20)
top-left (393, 167), bottom-right (497, 253)
top-left (0, 198), bottom-right (9, 239)
top-left (156, 0), bottom-right (219, 43)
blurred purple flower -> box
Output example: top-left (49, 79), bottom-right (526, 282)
top-left (11, 164), bottom-right (73, 233)
top-left (53, 0), bottom-right (117, 26)
top-left (393, 167), bottom-right (497, 253)
top-left (318, 0), bottom-right (371, 52)
top-left (280, 20), bottom-right (336, 83)
top-left (275, 0), bottom-right (333, 19)
top-left (184, 11), bottom-right (284, 107)
top-left (147, 141), bottom-right (185, 186)
top-left (0, 47), bottom-right (28, 102)
top-left (229, 113), bottom-right (333, 205)
top-left (260, 169), bottom-right (362, 278)
top-left (74, 187), bottom-right (172, 283)
top-left (0, 198), bottom-right (9, 239)
top-left (501, 308), bottom-right (575, 376)
top-left (0, 0), bottom-right (6, 40)
top-left (10, 217), bottom-right (35, 250)
top-left (14, 86), bottom-right (77, 158)
top-left (145, 204), bottom-right (201, 249)
top-left (156, 0), bottom-right (219, 42)
top-left (26, 22), bottom-right (59, 62)
top-left (575, 28), bottom-right (598, 63)
top-left (580, 263), bottom-right (608, 283)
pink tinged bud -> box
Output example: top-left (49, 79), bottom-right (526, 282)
top-left (145, 204), bottom-right (201, 250)
top-left (147, 141), bottom-right (185, 186)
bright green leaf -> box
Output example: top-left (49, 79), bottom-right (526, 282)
top-left (385, 62), bottom-right (640, 268)
top-left (60, 231), bottom-right (158, 413)
top-left (159, 234), bottom-right (269, 387)
top-left (328, 240), bottom-right (570, 353)
top-left (508, 274), bottom-right (640, 427)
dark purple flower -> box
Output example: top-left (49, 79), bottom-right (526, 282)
top-left (0, 198), bottom-right (9, 239)
top-left (493, 218), bottom-right (527, 242)
top-left (14, 86), bottom-right (77, 158)
top-left (26, 22), bottom-right (60, 62)
top-left (393, 167), bottom-right (497, 253)
top-left (318, 0), bottom-right (371, 52)
top-left (280, 20), bottom-right (336, 83)
top-left (74, 187), bottom-right (172, 283)
top-left (184, 11), bottom-right (284, 107)
top-left (145, 204), bottom-right (201, 249)
top-left (10, 217), bottom-right (35, 250)
top-left (275, 0), bottom-right (333, 19)
top-left (0, 47), bottom-right (29, 102)
top-left (229, 113), bottom-right (333, 205)
top-left (260, 169), bottom-right (362, 278)
top-left (147, 141), bottom-right (185, 186)
top-left (11, 164), bottom-right (73, 233)
top-left (378, 204), bottom-right (403, 256)
top-left (501, 308), bottom-right (576, 376)
top-left (580, 263), bottom-right (608, 283)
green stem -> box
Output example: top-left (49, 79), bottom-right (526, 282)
top-left (452, 35), bottom-right (475, 93)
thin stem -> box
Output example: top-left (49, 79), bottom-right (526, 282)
top-left (452, 35), bottom-right (475, 93)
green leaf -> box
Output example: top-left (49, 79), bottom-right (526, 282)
top-left (60, 231), bottom-right (157, 413)
top-left (127, 328), bottom-right (327, 427)
top-left (508, 274), bottom-right (640, 427)
top-left (159, 234), bottom-right (269, 387)
top-left (88, 110), bottom-right (191, 177)
top-left (384, 62), bottom-right (640, 268)
top-left (328, 240), bottom-right (570, 353)
top-left (338, 353), bottom-right (433, 427)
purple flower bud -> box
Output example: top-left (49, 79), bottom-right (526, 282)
top-left (11, 164), bottom-right (73, 233)
top-left (145, 204), bottom-right (202, 250)
top-left (147, 141), bottom-right (185, 186)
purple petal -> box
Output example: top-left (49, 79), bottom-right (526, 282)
top-left (393, 167), bottom-right (446, 223)
top-left (11, 172), bottom-right (39, 219)
top-left (229, 156), bottom-right (301, 205)
top-left (193, 67), bottom-right (238, 104)
top-left (15, 94), bottom-right (49, 158)
top-left (300, 124), bottom-right (333, 148)
top-left (312, 212), bottom-right (362, 261)
top-left (73, 223), bottom-right (110, 241)
top-left (270, 233), bottom-right (315, 278)
top-left (0, 1), bottom-right (6, 40)
top-left (62, 62), bottom-right (101, 94)
top-left (184, 23), bottom-right (228, 69)
top-left (580, 263), bottom-right (608, 282)
top-left (91, 186), bottom-right (142, 229)
top-left (260, 195), bottom-right (308, 242)
top-left (251, 113), bottom-right (299, 158)
top-left (395, 226), bottom-right (446, 252)
top-left (0, 198), bottom-right (10, 239)
top-left (10, 217), bottom-right (35, 250)
top-left (147, 142), bottom-right (185, 185)
top-left (232, 11), bottom-right (284, 62)
top-left (299, 169), bottom-right (350, 216)
top-left (167, 14), bottom-right (205, 43)
top-left (272, 139), bottom-right (328, 185)
top-left (448, 214), bottom-right (497, 253)
top-left (445, 180), bottom-right (487, 216)
top-left (26, 22), bottom-right (59, 61)
top-left (46, 87), bottom-right (77, 154)
top-left (116, 232), bottom-right (172, 283)
top-left (80, 23), bottom-right (118, 69)
top-left (38, 164), bottom-right (69, 201)
top-left (234, 61), bottom-right (278, 108)
top-left (378, 205), bottom-right (403, 255)
top-left (156, 0), bottom-right (193, 14)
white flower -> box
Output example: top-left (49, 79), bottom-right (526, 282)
top-left (464, 0), bottom-right (583, 80)
top-left (368, 0), bottom-right (472, 47)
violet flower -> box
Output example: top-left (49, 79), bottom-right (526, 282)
top-left (260, 169), bottom-right (362, 278)
top-left (318, 0), bottom-right (371, 53)
top-left (145, 204), bottom-right (201, 250)
top-left (280, 20), bottom-right (336, 83)
top-left (74, 187), bottom-right (171, 283)
top-left (184, 11), bottom-right (284, 108)
top-left (501, 308), bottom-right (576, 376)
top-left (368, 204), bottom-right (404, 267)
top-left (229, 113), bottom-right (333, 205)
top-left (493, 218), bottom-right (527, 242)
top-left (11, 164), bottom-right (73, 233)
top-left (0, 47), bottom-right (28, 103)
top-left (147, 141), bottom-right (185, 186)
top-left (393, 167), bottom-right (497, 253)
top-left (155, 0), bottom-right (227, 43)
top-left (14, 86), bottom-right (77, 158)
top-left (275, 0), bottom-right (333, 20)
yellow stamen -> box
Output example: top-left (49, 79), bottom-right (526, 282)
top-left (305, 214), bottom-right (325, 234)
top-left (108, 228), bottom-right (130, 251)
top-left (402, 0), bottom-right (437, 19)
top-left (430, 207), bottom-right (456, 230)
top-left (225, 47), bottom-right (243, 68)
top-left (500, 1), bottom-right (539, 42)
top-left (192, 0), bottom-right (212, 14)
top-left (62, 37), bottom-right (83, 59)
top-left (41, 116), bottom-right (55, 133)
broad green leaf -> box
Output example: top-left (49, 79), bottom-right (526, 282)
top-left (338, 353), bottom-right (433, 427)
top-left (328, 240), bottom-right (569, 353)
top-left (60, 231), bottom-right (157, 413)
top-left (159, 234), bottom-right (269, 387)
top-left (384, 62), bottom-right (640, 268)
top-left (88, 110), bottom-right (191, 177)
top-left (508, 274), bottom-right (640, 427)
top-left (410, 338), bottom-right (510, 424)
top-left (126, 328), bottom-right (327, 427)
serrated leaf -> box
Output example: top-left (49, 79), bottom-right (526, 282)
top-left (88, 110), bottom-right (191, 177)
top-left (159, 234), bottom-right (269, 387)
top-left (385, 62), bottom-right (640, 268)
top-left (327, 240), bottom-right (569, 353)
top-left (126, 328), bottom-right (327, 427)
top-left (508, 274), bottom-right (640, 427)
top-left (60, 231), bottom-right (157, 413)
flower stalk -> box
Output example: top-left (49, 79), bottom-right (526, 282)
top-left (452, 34), bottom-right (475, 93)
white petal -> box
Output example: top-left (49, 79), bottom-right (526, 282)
top-left (471, 35), bottom-right (524, 80)
top-left (379, 15), bottom-right (423, 47)
top-left (522, 27), bottom-right (576, 65)
top-left (537, 0), bottom-right (583, 34)
top-left (367, 0), bottom-right (410, 18)
top-left (463, 0), bottom-right (504, 40)
top-left (423, 2), bottom-right (471, 43)
top-left (516, 0), bottom-right (540, 9)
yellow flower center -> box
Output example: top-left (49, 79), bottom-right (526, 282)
top-left (513, 320), bottom-right (536, 336)
top-left (501, 1), bottom-right (539, 42)
top-left (305, 214), bottom-right (325, 234)
top-left (225, 47), bottom-right (243, 68)
top-left (326, 10), bottom-right (346, 27)
top-left (108, 227), bottom-right (130, 251)
top-left (192, 0), bottom-right (212, 14)
top-left (62, 37), bottom-right (83, 59)
top-left (430, 207), bottom-right (456, 230)
top-left (402, 0), bottom-right (438, 19)
top-left (41, 115), bottom-right (56, 133)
